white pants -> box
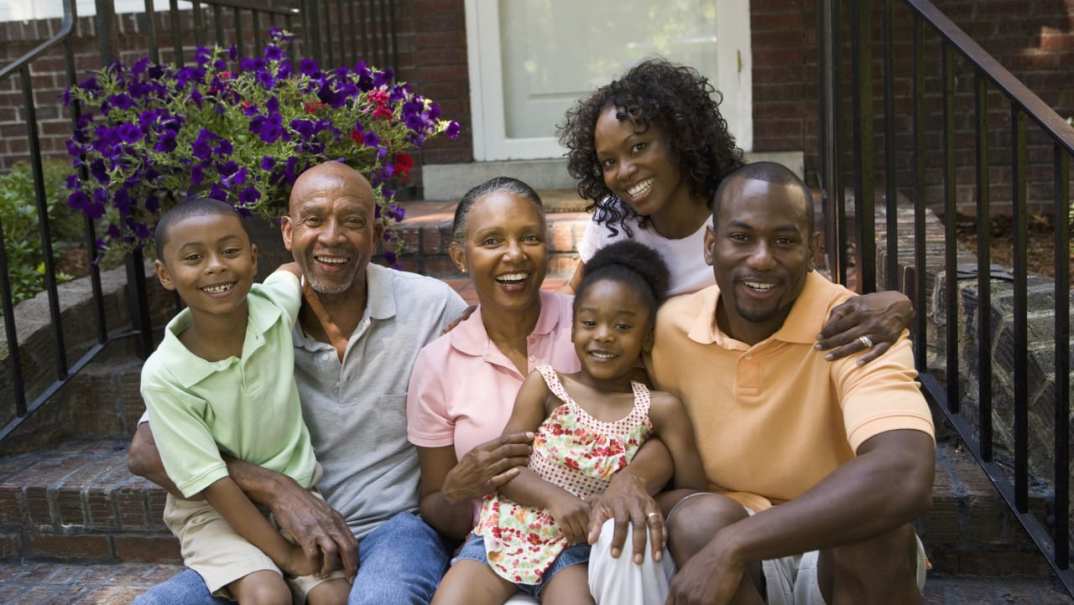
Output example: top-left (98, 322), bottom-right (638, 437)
top-left (585, 518), bottom-right (928, 605)
top-left (502, 518), bottom-right (674, 605)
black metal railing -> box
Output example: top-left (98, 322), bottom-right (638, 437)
top-left (819, 0), bottom-right (1074, 594)
top-left (0, 0), bottom-right (396, 442)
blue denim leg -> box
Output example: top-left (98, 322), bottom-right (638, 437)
top-left (348, 511), bottom-right (450, 605)
top-left (132, 568), bottom-right (230, 605)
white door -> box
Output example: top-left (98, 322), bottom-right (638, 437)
top-left (464, 0), bottom-right (752, 161)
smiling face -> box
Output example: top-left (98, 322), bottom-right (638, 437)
top-left (155, 212), bottom-right (257, 320)
top-left (572, 278), bottom-right (652, 382)
top-left (705, 177), bottom-right (815, 342)
top-left (282, 164), bottom-right (380, 297)
top-left (594, 105), bottom-right (689, 220)
top-left (449, 190), bottom-right (548, 315)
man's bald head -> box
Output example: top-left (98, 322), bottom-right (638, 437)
top-left (289, 161), bottom-right (375, 217)
top-left (711, 162), bottom-right (814, 234)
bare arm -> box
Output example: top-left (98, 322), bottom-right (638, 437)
top-left (493, 372), bottom-right (591, 544)
top-left (559, 259), bottom-right (585, 295)
top-left (201, 477), bottom-right (314, 576)
top-left (648, 392), bottom-right (707, 491)
top-left (670, 429), bottom-right (934, 604)
top-left (417, 434), bottom-right (535, 540)
top-left (127, 422), bottom-right (357, 578)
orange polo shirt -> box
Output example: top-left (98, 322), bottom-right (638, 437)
top-left (649, 271), bottom-right (934, 512)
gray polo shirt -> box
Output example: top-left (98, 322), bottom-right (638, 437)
top-left (292, 263), bottom-right (466, 539)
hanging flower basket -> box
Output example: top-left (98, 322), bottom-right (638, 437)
top-left (62, 28), bottom-right (460, 262)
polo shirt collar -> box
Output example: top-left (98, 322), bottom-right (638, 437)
top-left (687, 271), bottom-right (827, 347)
top-left (450, 290), bottom-right (564, 357)
top-left (160, 294), bottom-right (281, 388)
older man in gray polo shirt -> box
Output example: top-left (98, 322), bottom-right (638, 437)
top-left (129, 162), bottom-right (467, 605)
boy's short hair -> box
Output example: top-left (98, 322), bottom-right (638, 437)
top-left (155, 198), bottom-right (248, 260)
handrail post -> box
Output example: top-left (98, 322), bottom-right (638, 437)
top-left (851, 0), bottom-right (876, 293)
top-left (97, 0), bottom-right (154, 360)
top-left (819, 0), bottom-right (844, 285)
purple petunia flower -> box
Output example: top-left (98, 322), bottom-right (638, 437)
top-left (65, 174), bottom-right (79, 190)
top-left (195, 47), bottom-right (211, 66)
top-left (210, 184), bottom-right (228, 200)
top-left (154, 132), bottom-right (177, 153)
top-left (290, 118), bottom-right (316, 139)
top-left (130, 220), bottom-right (151, 240)
top-left (90, 159), bottom-right (109, 184)
top-left (260, 156), bottom-right (275, 171)
top-left (218, 161), bottom-right (239, 177)
top-left (445, 121), bottom-right (462, 139)
top-left (117, 123), bottom-right (142, 143)
top-left (115, 188), bottom-right (133, 215)
top-left (132, 57), bottom-right (150, 77)
top-left (238, 187), bottom-right (261, 204)
top-left (265, 45), bottom-right (284, 62)
top-left (362, 131), bottom-right (380, 148)
top-left (216, 139), bottom-right (232, 157)
top-left (299, 58), bottom-right (320, 76)
top-left (67, 190), bottom-right (89, 210)
top-left (191, 164), bottom-right (205, 187)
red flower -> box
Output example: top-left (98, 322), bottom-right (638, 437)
top-left (369, 89), bottom-right (389, 105)
top-left (351, 128), bottom-right (363, 144)
top-left (241, 100), bottom-right (253, 110)
top-left (393, 153), bottom-right (414, 177)
top-left (304, 100), bottom-right (325, 114)
top-left (218, 71), bottom-right (232, 80)
top-left (564, 458), bottom-right (580, 471)
top-left (373, 105), bottom-right (393, 120)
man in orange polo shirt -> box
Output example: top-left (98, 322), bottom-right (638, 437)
top-left (653, 162), bottom-right (934, 605)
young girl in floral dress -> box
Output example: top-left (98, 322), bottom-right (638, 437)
top-left (431, 240), bottom-right (707, 605)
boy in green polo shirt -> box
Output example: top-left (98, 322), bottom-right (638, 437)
top-left (140, 198), bottom-right (348, 604)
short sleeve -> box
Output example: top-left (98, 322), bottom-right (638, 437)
top-left (259, 270), bottom-right (302, 326)
top-left (438, 289), bottom-right (469, 335)
top-left (141, 371), bottom-right (228, 498)
top-left (577, 217), bottom-right (606, 262)
top-left (833, 338), bottom-right (935, 452)
top-left (405, 345), bottom-right (457, 448)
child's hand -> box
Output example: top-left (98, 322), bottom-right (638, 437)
top-left (548, 492), bottom-right (590, 545)
top-left (281, 543), bottom-right (320, 578)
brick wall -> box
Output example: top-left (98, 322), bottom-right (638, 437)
top-left (751, 0), bottom-right (1074, 212)
top-left (1, 1), bottom-right (1070, 210)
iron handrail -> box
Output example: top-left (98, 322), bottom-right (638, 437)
top-left (905, 0), bottom-right (1074, 154)
top-left (0, 0), bottom-right (76, 80)
top-left (820, 0), bottom-right (1074, 596)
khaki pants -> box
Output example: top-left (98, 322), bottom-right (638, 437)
top-left (164, 492), bottom-right (347, 603)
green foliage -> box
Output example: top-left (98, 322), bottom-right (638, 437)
top-left (0, 161), bottom-right (79, 306)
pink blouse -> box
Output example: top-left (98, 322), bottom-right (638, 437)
top-left (406, 291), bottom-right (581, 462)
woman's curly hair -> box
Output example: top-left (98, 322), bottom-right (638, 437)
top-left (558, 59), bottom-right (743, 237)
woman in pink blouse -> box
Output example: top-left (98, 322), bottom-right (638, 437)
top-left (406, 177), bottom-right (583, 543)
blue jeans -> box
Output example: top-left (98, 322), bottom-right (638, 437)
top-left (134, 511), bottom-right (449, 605)
top-left (453, 533), bottom-right (590, 599)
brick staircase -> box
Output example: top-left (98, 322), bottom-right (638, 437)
top-left (0, 194), bottom-right (1071, 603)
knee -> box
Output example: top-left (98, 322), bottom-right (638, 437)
top-left (829, 524), bottom-right (918, 585)
top-left (238, 574), bottom-right (291, 605)
top-left (666, 494), bottom-right (748, 560)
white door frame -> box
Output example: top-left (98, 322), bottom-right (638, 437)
top-left (463, 0), bottom-right (753, 161)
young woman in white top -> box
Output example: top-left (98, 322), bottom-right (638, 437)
top-left (559, 59), bottom-right (912, 362)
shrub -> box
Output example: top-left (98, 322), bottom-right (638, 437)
top-left (0, 161), bottom-right (80, 306)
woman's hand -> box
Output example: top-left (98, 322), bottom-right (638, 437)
top-left (815, 290), bottom-right (914, 364)
top-left (441, 432), bottom-right (534, 502)
top-left (548, 491), bottom-right (590, 545)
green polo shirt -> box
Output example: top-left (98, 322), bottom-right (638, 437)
top-left (141, 271), bottom-right (317, 499)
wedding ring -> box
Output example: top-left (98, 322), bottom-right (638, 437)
top-left (647, 512), bottom-right (661, 520)
top-left (857, 335), bottom-right (873, 349)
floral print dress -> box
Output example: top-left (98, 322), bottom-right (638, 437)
top-left (474, 365), bottom-right (653, 585)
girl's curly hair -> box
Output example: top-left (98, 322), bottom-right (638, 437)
top-left (558, 59), bottom-right (743, 237)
